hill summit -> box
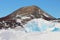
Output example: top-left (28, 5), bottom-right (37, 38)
top-left (0, 5), bottom-right (56, 29)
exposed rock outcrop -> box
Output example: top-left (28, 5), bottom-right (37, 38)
top-left (0, 5), bottom-right (57, 29)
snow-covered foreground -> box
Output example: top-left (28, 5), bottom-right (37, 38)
top-left (0, 29), bottom-right (60, 40)
top-left (0, 18), bottom-right (60, 40)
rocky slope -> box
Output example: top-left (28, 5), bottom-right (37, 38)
top-left (0, 5), bottom-right (57, 29)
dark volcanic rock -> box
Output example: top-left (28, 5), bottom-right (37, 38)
top-left (0, 5), bottom-right (56, 29)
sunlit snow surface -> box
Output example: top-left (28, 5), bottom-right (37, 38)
top-left (0, 18), bottom-right (60, 40)
top-left (24, 18), bottom-right (60, 32)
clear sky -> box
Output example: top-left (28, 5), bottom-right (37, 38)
top-left (0, 0), bottom-right (60, 18)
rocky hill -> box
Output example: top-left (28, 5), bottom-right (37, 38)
top-left (0, 5), bottom-right (57, 29)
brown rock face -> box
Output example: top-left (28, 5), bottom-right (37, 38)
top-left (0, 5), bottom-right (56, 29)
top-left (0, 5), bottom-right (56, 21)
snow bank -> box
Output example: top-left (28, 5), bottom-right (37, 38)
top-left (0, 18), bottom-right (60, 40)
top-left (24, 18), bottom-right (60, 32)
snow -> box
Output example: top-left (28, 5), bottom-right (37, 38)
top-left (0, 18), bottom-right (60, 40)
top-left (21, 16), bottom-right (31, 19)
top-left (24, 18), bottom-right (57, 32)
top-left (0, 30), bottom-right (60, 40)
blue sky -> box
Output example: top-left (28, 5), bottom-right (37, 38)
top-left (0, 0), bottom-right (60, 18)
